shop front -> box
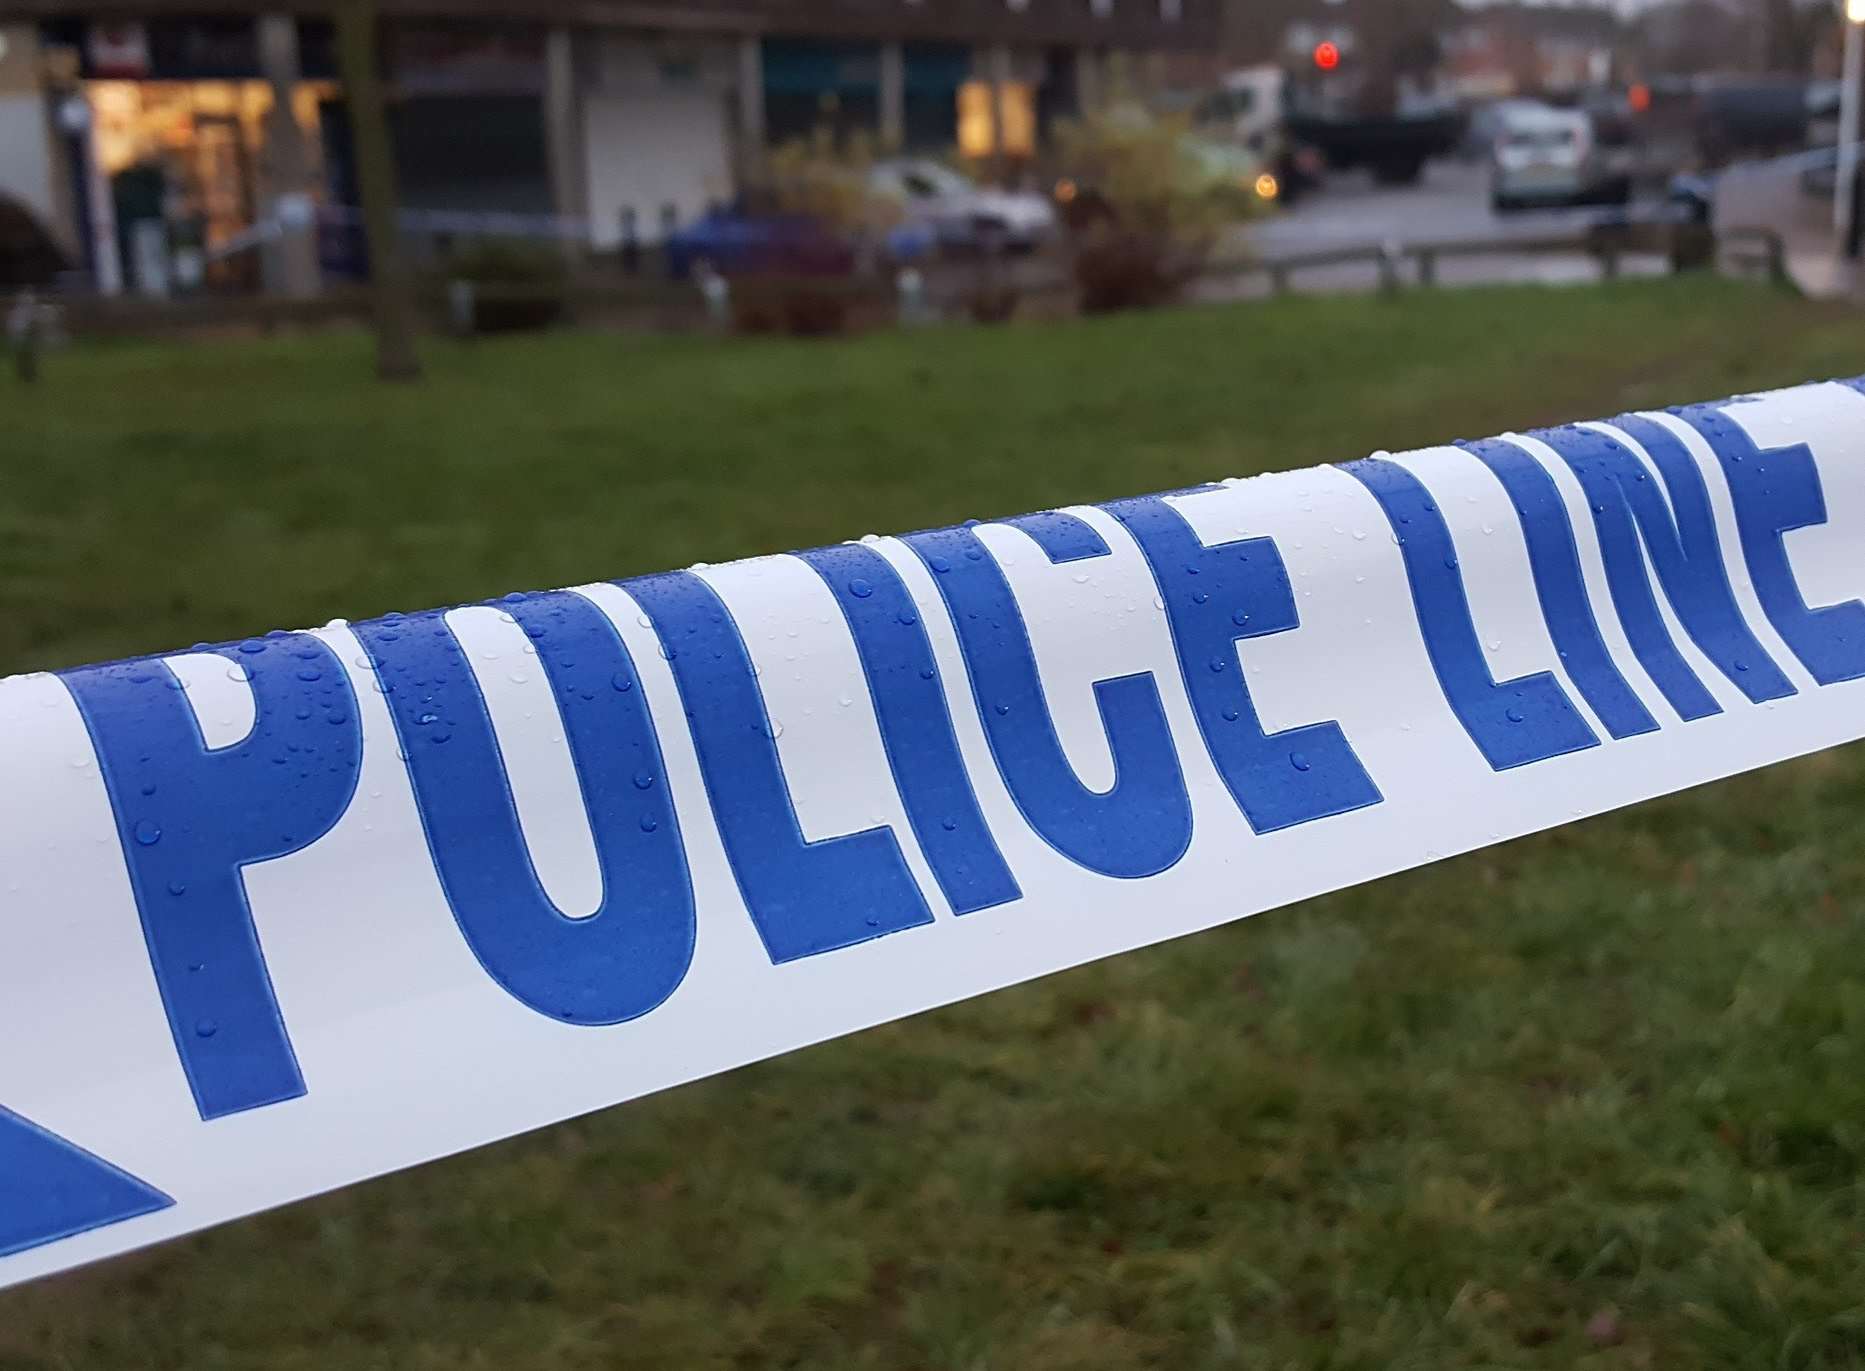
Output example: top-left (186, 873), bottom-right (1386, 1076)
top-left (37, 16), bottom-right (558, 293)
top-left (39, 16), bottom-right (335, 292)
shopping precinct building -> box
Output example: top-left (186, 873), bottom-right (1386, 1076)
top-left (0, 0), bottom-right (1219, 293)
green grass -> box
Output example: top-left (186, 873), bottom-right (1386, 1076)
top-left (4, 278), bottom-right (1865, 1370)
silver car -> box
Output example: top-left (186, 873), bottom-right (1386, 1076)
top-left (868, 158), bottom-right (1058, 254)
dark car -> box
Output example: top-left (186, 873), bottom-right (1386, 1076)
top-left (662, 202), bottom-right (858, 280)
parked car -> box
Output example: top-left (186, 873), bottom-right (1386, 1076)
top-left (663, 205), bottom-right (846, 279)
top-left (1194, 65), bottom-right (1286, 158)
top-left (1462, 99), bottom-right (1543, 162)
top-left (866, 158), bottom-right (1056, 255)
top-left (1285, 77), bottom-right (1466, 188)
top-left (1694, 77), bottom-right (1819, 165)
top-left (1490, 103), bottom-right (1629, 212)
top-left (662, 197), bottom-right (937, 280)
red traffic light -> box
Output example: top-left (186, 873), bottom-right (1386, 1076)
top-left (1314, 41), bottom-right (1341, 71)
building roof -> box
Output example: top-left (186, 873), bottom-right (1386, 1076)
top-left (4, 0), bottom-right (1222, 50)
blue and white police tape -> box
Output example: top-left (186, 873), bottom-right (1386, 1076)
top-left (4, 379), bottom-right (1865, 1288)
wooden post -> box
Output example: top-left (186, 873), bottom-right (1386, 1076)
top-left (335, 0), bottom-right (421, 382)
top-left (1766, 230), bottom-right (1791, 290)
top-left (257, 15), bottom-right (321, 298)
top-left (9, 292), bottom-right (41, 384)
top-left (1377, 243), bottom-right (1400, 296)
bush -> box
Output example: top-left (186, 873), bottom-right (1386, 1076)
top-left (728, 132), bottom-right (900, 338)
top-left (962, 281), bottom-right (1021, 325)
top-left (1070, 228), bottom-right (1186, 314)
top-left (440, 241), bottom-right (567, 334)
top-left (1053, 102), bottom-right (1266, 314)
top-left (729, 276), bottom-right (852, 337)
top-left (763, 131), bottom-right (902, 248)
top-left (1671, 223), bottom-right (1717, 273)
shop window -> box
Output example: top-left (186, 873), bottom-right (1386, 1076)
top-left (903, 42), bottom-right (967, 151)
top-left (85, 78), bottom-right (334, 287)
top-left (957, 80), bottom-right (1036, 159)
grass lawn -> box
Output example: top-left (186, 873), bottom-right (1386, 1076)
top-left (3, 278), bottom-right (1865, 1369)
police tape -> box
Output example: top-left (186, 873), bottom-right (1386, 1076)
top-left (318, 203), bottom-right (597, 241)
top-left (4, 379), bottom-right (1865, 1288)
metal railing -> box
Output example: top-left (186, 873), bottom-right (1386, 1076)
top-left (3, 225), bottom-right (1797, 359)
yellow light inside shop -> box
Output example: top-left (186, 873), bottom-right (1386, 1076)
top-left (997, 81), bottom-right (1036, 157)
top-left (83, 78), bottom-right (335, 177)
top-left (957, 80), bottom-right (993, 158)
top-left (956, 79), bottom-right (1037, 159)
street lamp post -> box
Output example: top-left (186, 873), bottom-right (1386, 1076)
top-left (1838, 0), bottom-right (1865, 257)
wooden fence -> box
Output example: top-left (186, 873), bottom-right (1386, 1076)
top-left (2, 225), bottom-right (1795, 352)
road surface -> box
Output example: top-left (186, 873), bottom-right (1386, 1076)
top-left (1219, 159), bottom-right (1667, 297)
top-left (1711, 150), bottom-right (1858, 297)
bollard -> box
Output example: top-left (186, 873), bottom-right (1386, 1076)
top-left (1669, 223), bottom-right (1716, 274)
top-left (446, 279), bottom-right (476, 337)
top-left (620, 207), bottom-right (641, 276)
top-left (696, 263), bottom-right (731, 328)
top-left (1765, 231), bottom-right (1792, 291)
top-left (896, 267), bottom-right (934, 327)
top-left (7, 291), bottom-right (41, 384)
top-left (1377, 240), bottom-right (1402, 296)
top-left (5, 377), bottom-right (1865, 1289)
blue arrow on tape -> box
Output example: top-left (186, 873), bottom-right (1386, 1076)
top-left (0, 1105), bottom-right (173, 1258)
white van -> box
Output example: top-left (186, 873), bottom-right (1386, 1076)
top-left (1489, 104), bottom-right (1598, 212)
top-left (1198, 66), bottom-right (1286, 156)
